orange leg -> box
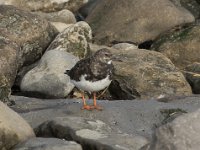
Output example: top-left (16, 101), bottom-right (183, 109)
top-left (91, 92), bottom-right (103, 110)
top-left (81, 92), bottom-right (92, 110)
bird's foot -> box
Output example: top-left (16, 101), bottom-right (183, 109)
top-left (90, 105), bottom-right (103, 111)
top-left (81, 105), bottom-right (93, 110)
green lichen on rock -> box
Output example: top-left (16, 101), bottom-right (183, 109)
top-left (151, 24), bottom-right (194, 50)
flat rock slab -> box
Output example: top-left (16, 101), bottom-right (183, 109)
top-left (13, 137), bottom-right (82, 150)
top-left (11, 95), bottom-right (200, 139)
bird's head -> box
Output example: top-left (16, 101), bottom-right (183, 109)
top-left (93, 48), bottom-right (113, 64)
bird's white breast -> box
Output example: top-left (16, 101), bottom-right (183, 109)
top-left (71, 74), bottom-right (112, 92)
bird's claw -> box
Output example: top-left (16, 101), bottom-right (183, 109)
top-left (81, 105), bottom-right (103, 111)
top-left (90, 105), bottom-right (103, 111)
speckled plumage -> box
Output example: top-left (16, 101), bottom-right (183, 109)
top-left (65, 48), bottom-right (114, 92)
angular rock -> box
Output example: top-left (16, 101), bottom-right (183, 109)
top-left (13, 138), bottom-right (82, 150)
top-left (35, 117), bottom-right (148, 150)
top-left (0, 101), bottom-right (35, 150)
top-left (86, 0), bottom-right (194, 45)
top-left (20, 50), bottom-right (78, 98)
top-left (1, 0), bottom-right (88, 13)
top-left (151, 24), bottom-right (200, 69)
top-left (184, 62), bottom-right (200, 94)
top-left (47, 21), bottom-right (92, 59)
top-left (109, 47), bottom-right (192, 99)
top-left (0, 5), bottom-right (57, 102)
top-left (141, 108), bottom-right (200, 150)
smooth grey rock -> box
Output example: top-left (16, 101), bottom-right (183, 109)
top-left (35, 117), bottom-right (148, 150)
top-left (11, 95), bottom-right (200, 139)
top-left (112, 43), bottom-right (138, 50)
top-left (20, 50), bottom-right (78, 98)
top-left (13, 138), bottom-right (82, 150)
top-left (32, 9), bottom-right (76, 24)
top-left (86, 0), bottom-right (194, 45)
top-left (0, 101), bottom-right (35, 150)
top-left (142, 108), bottom-right (200, 150)
top-left (47, 21), bottom-right (92, 59)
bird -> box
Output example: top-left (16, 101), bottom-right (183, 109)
top-left (65, 48), bottom-right (114, 110)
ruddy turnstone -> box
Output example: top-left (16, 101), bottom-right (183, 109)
top-left (65, 48), bottom-right (114, 110)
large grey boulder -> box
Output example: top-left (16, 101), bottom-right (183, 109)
top-left (13, 138), bottom-right (82, 150)
top-left (20, 50), bottom-right (78, 98)
top-left (0, 101), bottom-right (35, 150)
top-left (0, 5), bottom-right (57, 103)
top-left (151, 24), bottom-right (200, 70)
top-left (141, 108), bottom-right (200, 150)
top-left (86, 0), bottom-right (194, 45)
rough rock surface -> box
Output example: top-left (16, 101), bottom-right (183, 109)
top-left (184, 62), bottom-right (200, 94)
top-left (20, 50), bottom-right (79, 98)
top-left (141, 108), bottom-right (200, 150)
top-left (86, 0), bottom-right (194, 45)
top-left (0, 37), bottom-right (18, 96)
top-left (89, 44), bottom-right (192, 99)
top-left (47, 21), bottom-right (92, 59)
top-left (1, 0), bottom-right (88, 13)
top-left (151, 24), bottom-right (200, 70)
top-left (0, 5), bottom-right (57, 102)
top-left (112, 48), bottom-right (191, 99)
top-left (0, 101), bottom-right (35, 150)
top-left (13, 138), bottom-right (82, 150)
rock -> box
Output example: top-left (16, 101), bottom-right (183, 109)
top-left (32, 9), bottom-right (76, 24)
top-left (171, 0), bottom-right (200, 19)
top-left (50, 22), bottom-right (73, 33)
top-left (12, 95), bottom-right (200, 140)
top-left (151, 24), bottom-right (200, 69)
top-left (20, 50), bottom-right (79, 98)
top-left (0, 101), bottom-right (35, 150)
top-left (1, 0), bottom-right (88, 13)
top-left (112, 43), bottom-right (138, 50)
top-left (0, 5), bottom-right (57, 103)
top-left (78, 0), bottom-right (100, 19)
top-left (34, 117), bottom-right (148, 150)
top-left (0, 37), bottom-right (18, 103)
top-left (141, 108), bottom-right (200, 150)
top-left (47, 21), bottom-right (92, 59)
top-left (184, 62), bottom-right (200, 94)
top-left (0, 5), bottom-right (58, 66)
top-left (86, 0), bottom-right (194, 45)
top-left (109, 47), bottom-right (192, 99)
top-left (13, 138), bottom-right (82, 150)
